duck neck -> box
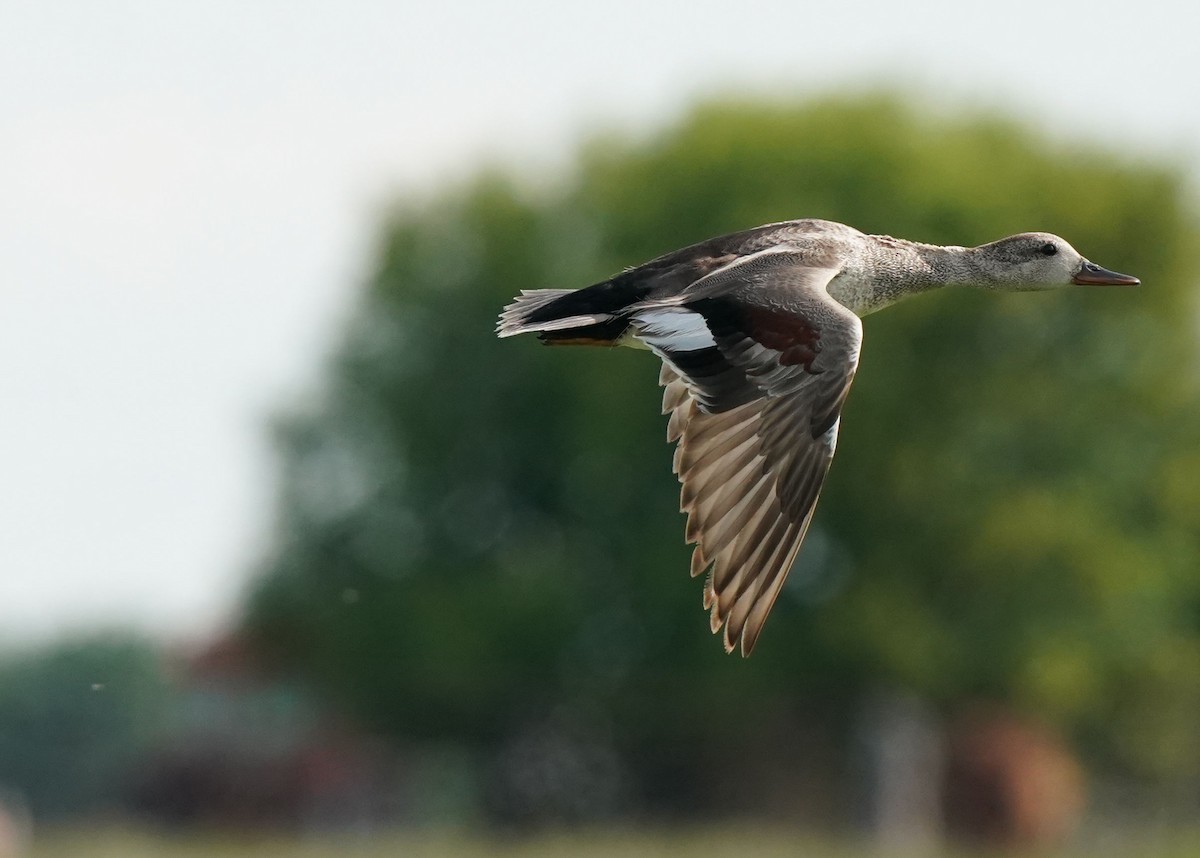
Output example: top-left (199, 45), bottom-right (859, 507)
top-left (839, 236), bottom-right (979, 314)
top-left (920, 242), bottom-right (992, 288)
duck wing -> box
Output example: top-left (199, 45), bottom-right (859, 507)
top-left (641, 250), bottom-right (862, 655)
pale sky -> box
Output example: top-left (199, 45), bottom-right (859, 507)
top-left (2, 1), bottom-right (1197, 642)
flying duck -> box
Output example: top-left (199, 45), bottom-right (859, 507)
top-left (496, 219), bottom-right (1139, 655)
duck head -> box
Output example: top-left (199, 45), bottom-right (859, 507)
top-left (971, 232), bottom-right (1140, 290)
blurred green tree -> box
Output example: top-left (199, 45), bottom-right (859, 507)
top-left (0, 634), bottom-right (168, 819)
top-left (246, 94), bottom-right (1200, 796)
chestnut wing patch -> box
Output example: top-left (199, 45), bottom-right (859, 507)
top-left (740, 306), bottom-right (822, 371)
top-left (691, 297), bottom-right (823, 371)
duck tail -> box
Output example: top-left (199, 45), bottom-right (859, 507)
top-left (495, 288), bottom-right (627, 345)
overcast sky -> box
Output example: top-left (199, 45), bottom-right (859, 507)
top-left (2, 1), bottom-right (1197, 643)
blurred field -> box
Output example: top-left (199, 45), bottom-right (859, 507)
top-left (25, 826), bottom-right (1200, 858)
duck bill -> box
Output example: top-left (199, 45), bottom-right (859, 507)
top-left (1073, 260), bottom-right (1140, 286)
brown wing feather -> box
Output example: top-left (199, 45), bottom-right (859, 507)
top-left (662, 375), bottom-right (838, 655)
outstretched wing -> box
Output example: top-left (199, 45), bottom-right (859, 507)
top-left (640, 250), bottom-right (862, 655)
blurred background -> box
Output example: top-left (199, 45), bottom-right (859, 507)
top-left (2, 2), bottom-right (1199, 856)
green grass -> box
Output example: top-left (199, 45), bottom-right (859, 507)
top-left (26, 825), bottom-right (1200, 858)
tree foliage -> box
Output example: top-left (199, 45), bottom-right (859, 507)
top-left (0, 634), bottom-right (169, 818)
top-left (246, 94), bottom-right (1200, 785)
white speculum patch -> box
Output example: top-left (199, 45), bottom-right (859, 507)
top-left (630, 308), bottom-right (717, 352)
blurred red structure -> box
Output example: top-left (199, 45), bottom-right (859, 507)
top-left (943, 708), bottom-right (1085, 847)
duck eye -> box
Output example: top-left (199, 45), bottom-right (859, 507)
top-left (1040, 242), bottom-right (1058, 257)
